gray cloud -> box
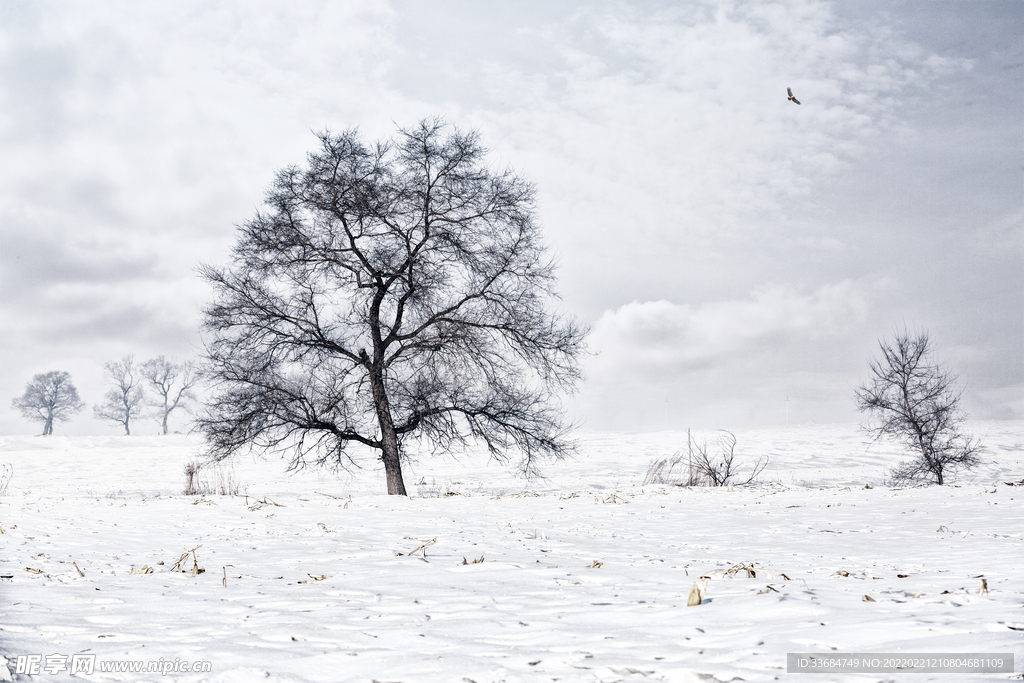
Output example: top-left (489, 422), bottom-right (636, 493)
top-left (1, 225), bottom-right (156, 293)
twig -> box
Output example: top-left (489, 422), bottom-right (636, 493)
top-left (401, 538), bottom-right (437, 558)
top-left (247, 495), bottom-right (285, 511)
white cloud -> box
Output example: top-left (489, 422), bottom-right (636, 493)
top-left (571, 281), bottom-right (876, 430)
top-left (589, 280), bottom-right (870, 378)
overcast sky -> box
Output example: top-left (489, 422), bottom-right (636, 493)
top-left (1, 0), bottom-right (1021, 436)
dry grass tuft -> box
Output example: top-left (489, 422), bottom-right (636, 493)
top-left (0, 463), bottom-right (12, 497)
top-left (171, 545), bottom-right (205, 574)
top-left (644, 454), bottom-right (703, 487)
top-left (184, 460), bottom-right (245, 496)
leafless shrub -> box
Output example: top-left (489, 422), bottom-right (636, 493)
top-left (644, 430), bottom-right (768, 487)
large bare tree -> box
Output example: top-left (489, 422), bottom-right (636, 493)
top-left (198, 119), bottom-right (586, 495)
top-left (141, 356), bottom-right (198, 434)
top-left (855, 330), bottom-right (981, 485)
top-left (94, 355), bottom-right (146, 436)
top-left (11, 370), bottom-right (85, 435)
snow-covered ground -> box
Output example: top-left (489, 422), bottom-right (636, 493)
top-left (1, 422), bottom-right (1022, 682)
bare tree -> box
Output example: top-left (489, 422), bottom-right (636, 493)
top-left (11, 371), bottom-right (85, 435)
top-left (855, 330), bottom-right (981, 485)
top-left (141, 357), bottom-right (198, 434)
top-left (94, 355), bottom-right (146, 435)
top-left (198, 119), bottom-right (586, 495)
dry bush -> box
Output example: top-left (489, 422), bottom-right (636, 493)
top-left (183, 459), bottom-right (243, 496)
top-left (644, 430), bottom-right (768, 487)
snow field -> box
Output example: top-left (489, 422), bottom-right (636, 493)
top-left (0, 424), bottom-right (1022, 682)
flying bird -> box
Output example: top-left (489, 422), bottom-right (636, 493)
top-left (787, 87), bottom-right (801, 105)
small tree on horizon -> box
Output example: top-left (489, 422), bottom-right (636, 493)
top-left (94, 355), bottom-right (146, 436)
top-left (141, 356), bottom-right (198, 434)
top-left (198, 119), bottom-right (586, 495)
top-left (11, 371), bottom-right (85, 435)
top-left (855, 329), bottom-right (981, 485)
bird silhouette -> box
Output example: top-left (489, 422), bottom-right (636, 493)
top-left (787, 87), bottom-right (801, 105)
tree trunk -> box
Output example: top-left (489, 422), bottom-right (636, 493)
top-left (43, 406), bottom-right (54, 435)
top-left (162, 410), bottom-right (169, 435)
top-left (380, 430), bottom-right (408, 496)
top-left (369, 367), bottom-right (408, 496)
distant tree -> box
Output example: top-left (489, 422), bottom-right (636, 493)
top-left (141, 357), bottom-right (198, 434)
top-left (11, 371), bottom-right (85, 435)
top-left (198, 119), bottom-right (586, 495)
top-left (855, 330), bottom-right (981, 485)
top-left (94, 355), bottom-right (146, 436)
